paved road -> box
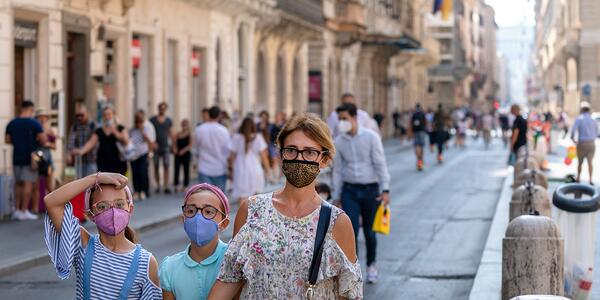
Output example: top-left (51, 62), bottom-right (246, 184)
top-left (0, 137), bottom-right (508, 299)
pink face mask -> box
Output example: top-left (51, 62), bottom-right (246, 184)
top-left (92, 207), bottom-right (130, 236)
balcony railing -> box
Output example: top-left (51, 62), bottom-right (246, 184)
top-left (277, 0), bottom-right (324, 26)
top-left (328, 0), bottom-right (366, 32)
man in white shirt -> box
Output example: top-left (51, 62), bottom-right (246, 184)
top-left (193, 106), bottom-right (231, 192)
top-left (326, 93), bottom-right (380, 138)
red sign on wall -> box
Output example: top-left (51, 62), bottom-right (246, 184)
top-left (191, 51), bottom-right (200, 77)
top-left (131, 38), bottom-right (141, 69)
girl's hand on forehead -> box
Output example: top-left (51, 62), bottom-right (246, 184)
top-left (96, 172), bottom-right (129, 189)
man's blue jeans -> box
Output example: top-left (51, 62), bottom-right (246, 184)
top-left (341, 182), bottom-right (380, 266)
top-left (198, 173), bottom-right (227, 193)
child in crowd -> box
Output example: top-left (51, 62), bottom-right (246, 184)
top-left (159, 183), bottom-right (230, 300)
top-left (44, 172), bottom-right (161, 299)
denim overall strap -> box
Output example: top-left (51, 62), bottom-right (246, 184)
top-left (117, 244), bottom-right (142, 300)
top-left (82, 235), bottom-right (97, 300)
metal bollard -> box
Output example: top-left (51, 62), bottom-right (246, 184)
top-left (514, 157), bottom-right (540, 182)
top-left (502, 215), bottom-right (564, 300)
top-left (510, 183), bottom-right (551, 222)
top-left (514, 169), bottom-right (549, 190)
top-left (510, 296), bottom-right (570, 300)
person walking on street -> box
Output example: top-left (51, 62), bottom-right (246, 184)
top-left (482, 110), bottom-right (495, 149)
top-left (571, 102), bottom-right (599, 184)
top-left (432, 104), bottom-right (450, 163)
top-left (5, 100), bottom-right (46, 220)
top-left (129, 110), bottom-right (156, 201)
top-left (34, 108), bottom-right (57, 213)
top-left (269, 112), bottom-right (287, 182)
top-left (209, 113), bottom-right (362, 299)
top-left (326, 93), bottom-right (380, 138)
top-left (67, 104), bottom-right (97, 178)
top-left (333, 103), bottom-right (390, 284)
top-left (499, 112), bottom-right (510, 147)
top-left (410, 104), bottom-right (428, 171)
top-left (228, 117), bottom-right (271, 204)
top-left (510, 104), bottom-right (528, 165)
top-left (193, 106), bottom-right (231, 192)
top-left (74, 106), bottom-right (130, 175)
top-left (151, 102), bottom-right (174, 194)
top-left (174, 119), bottom-right (193, 192)
top-left (44, 172), bottom-right (161, 299)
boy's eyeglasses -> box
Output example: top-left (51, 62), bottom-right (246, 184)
top-left (181, 204), bottom-right (225, 220)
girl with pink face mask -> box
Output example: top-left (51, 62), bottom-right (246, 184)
top-left (44, 172), bottom-right (161, 299)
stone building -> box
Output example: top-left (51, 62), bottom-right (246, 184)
top-left (0, 0), bottom-right (438, 173)
top-left (533, 0), bottom-right (600, 116)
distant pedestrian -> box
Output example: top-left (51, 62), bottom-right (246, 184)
top-left (510, 104), bottom-right (528, 165)
top-left (426, 108), bottom-right (435, 153)
top-left (410, 104), bottom-right (428, 170)
top-left (228, 117), bottom-right (270, 204)
top-left (5, 100), bottom-right (46, 220)
top-left (332, 103), bottom-right (390, 284)
top-left (209, 113), bottom-right (361, 299)
top-left (326, 93), bottom-right (380, 138)
top-left (44, 172), bottom-right (161, 299)
top-left (482, 111), bottom-right (494, 149)
top-left (571, 102), bottom-right (598, 184)
top-left (129, 110), bottom-right (156, 201)
top-left (269, 112), bottom-right (287, 182)
top-left (392, 110), bottom-right (406, 142)
top-left (159, 183), bottom-right (230, 300)
top-left (67, 104), bottom-right (97, 178)
top-left (150, 102), bottom-right (174, 194)
top-left (174, 119), bottom-right (193, 192)
top-left (456, 118), bottom-right (467, 149)
top-left (74, 106), bottom-right (129, 175)
top-left (257, 110), bottom-right (274, 179)
top-left (193, 106), bottom-right (231, 192)
top-left (499, 112), bottom-right (510, 147)
top-left (432, 104), bottom-right (450, 163)
top-left (34, 108), bottom-right (57, 213)
top-left (373, 112), bottom-right (385, 129)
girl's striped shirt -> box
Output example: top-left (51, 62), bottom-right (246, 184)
top-left (44, 203), bottom-right (162, 299)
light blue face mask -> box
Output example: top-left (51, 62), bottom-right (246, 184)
top-left (183, 214), bottom-right (222, 246)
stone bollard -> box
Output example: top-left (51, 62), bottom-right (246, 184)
top-left (502, 215), bottom-right (564, 300)
top-left (514, 169), bottom-right (549, 190)
top-left (510, 296), bottom-right (570, 300)
top-left (514, 157), bottom-right (540, 182)
top-left (510, 183), bottom-right (551, 222)
top-left (518, 146), bottom-right (546, 166)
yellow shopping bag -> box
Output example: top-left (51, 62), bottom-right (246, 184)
top-left (372, 204), bottom-right (390, 235)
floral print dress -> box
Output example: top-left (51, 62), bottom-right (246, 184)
top-left (218, 192), bottom-right (363, 299)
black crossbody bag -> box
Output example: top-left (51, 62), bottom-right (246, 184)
top-left (305, 203), bottom-right (333, 299)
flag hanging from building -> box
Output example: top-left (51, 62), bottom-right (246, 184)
top-left (433, 0), bottom-right (452, 21)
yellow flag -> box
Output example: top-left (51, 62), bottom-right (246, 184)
top-left (441, 0), bottom-right (453, 21)
top-left (372, 204), bottom-right (391, 235)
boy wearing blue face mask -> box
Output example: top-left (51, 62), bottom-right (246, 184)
top-left (159, 183), bottom-right (230, 300)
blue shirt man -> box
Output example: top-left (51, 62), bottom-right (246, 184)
top-left (332, 102), bottom-right (390, 284)
top-left (571, 102), bottom-right (598, 183)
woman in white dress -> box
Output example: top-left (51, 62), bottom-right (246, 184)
top-left (228, 117), bottom-right (271, 204)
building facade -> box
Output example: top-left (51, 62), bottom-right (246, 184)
top-left (533, 0), bottom-right (600, 116)
top-left (0, 0), bottom-right (439, 174)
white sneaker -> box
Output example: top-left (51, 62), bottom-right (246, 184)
top-left (23, 210), bottom-right (39, 220)
top-left (367, 265), bottom-right (379, 284)
top-left (12, 210), bottom-right (23, 220)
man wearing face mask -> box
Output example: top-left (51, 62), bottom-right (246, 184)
top-left (326, 93), bottom-right (380, 138)
top-left (332, 103), bottom-right (391, 284)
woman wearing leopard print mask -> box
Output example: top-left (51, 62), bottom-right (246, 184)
top-left (209, 113), bottom-right (363, 299)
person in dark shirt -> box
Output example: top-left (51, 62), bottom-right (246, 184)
top-left (410, 104), bottom-right (427, 170)
top-left (150, 102), bottom-right (173, 194)
top-left (5, 100), bottom-right (46, 220)
top-left (510, 104), bottom-right (528, 164)
top-left (74, 105), bottom-right (130, 175)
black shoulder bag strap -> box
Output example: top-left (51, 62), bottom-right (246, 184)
top-left (306, 203), bottom-right (332, 299)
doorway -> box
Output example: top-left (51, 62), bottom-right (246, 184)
top-left (66, 32), bottom-right (87, 130)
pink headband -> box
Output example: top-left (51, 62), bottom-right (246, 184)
top-left (84, 185), bottom-right (133, 212)
top-left (184, 183), bottom-right (230, 216)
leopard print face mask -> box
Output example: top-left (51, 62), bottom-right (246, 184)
top-left (282, 160), bottom-right (321, 188)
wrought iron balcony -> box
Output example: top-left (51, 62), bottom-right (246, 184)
top-left (182, 0), bottom-right (277, 16)
top-left (277, 0), bottom-right (324, 27)
top-left (326, 0), bottom-right (366, 33)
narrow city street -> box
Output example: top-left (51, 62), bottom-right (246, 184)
top-left (0, 137), bottom-right (508, 299)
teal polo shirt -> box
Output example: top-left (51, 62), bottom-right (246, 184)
top-left (159, 241), bottom-right (228, 300)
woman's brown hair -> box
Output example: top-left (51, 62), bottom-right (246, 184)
top-left (238, 117), bottom-right (257, 153)
top-left (88, 185), bottom-right (137, 243)
top-left (276, 113), bottom-right (336, 164)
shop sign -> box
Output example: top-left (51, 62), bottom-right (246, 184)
top-left (191, 51), bottom-right (200, 77)
top-left (14, 21), bottom-right (37, 47)
top-left (131, 38), bottom-right (141, 69)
